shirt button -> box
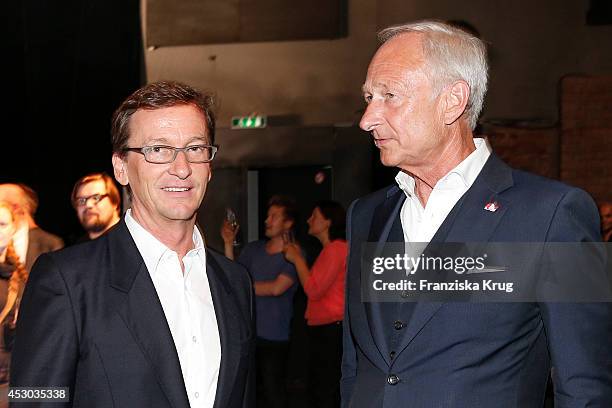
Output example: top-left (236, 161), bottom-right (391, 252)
top-left (387, 374), bottom-right (400, 385)
top-left (394, 320), bottom-right (404, 330)
top-left (194, 392), bottom-right (199, 398)
top-left (389, 351), bottom-right (396, 359)
top-left (192, 336), bottom-right (197, 343)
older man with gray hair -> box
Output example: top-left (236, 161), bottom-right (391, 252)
top-left (342, 20), bottom-right (611, 407)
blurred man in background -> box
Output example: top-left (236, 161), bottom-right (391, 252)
top-left (71, 172), bottom-right (121, 242)
top-left (599, 201), bottom-right (612, 242)
top-left (223, 195), bottom-right (298, 408)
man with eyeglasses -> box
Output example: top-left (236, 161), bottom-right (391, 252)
top-left (11, 81), bottom-right (255, 408)
top-left (71, 172), bottom-right (121, 243)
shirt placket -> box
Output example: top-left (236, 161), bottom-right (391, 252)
top-left (411, 195), bottom-right (425, 242)
top-left (183, 253), bottom-right (205, 405)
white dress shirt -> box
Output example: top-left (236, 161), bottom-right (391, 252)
top-left (395, 138), bottom-right (492, 243)
top-left (125, 210), bottom-right (221, 408)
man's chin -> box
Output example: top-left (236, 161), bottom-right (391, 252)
top-left (379, 155), bottom-right (400, 168)
top-left (161, 207), bottom-right (198, 222)
top-left (81, 219), bottom-right (98, 228)
top-left (380, 155), bottom-right (399, 167)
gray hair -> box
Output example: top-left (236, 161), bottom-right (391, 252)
top-left (378, 20), bottom-right (488, 130)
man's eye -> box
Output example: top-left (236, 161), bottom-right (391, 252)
top-left (187, 145), bottom-right (204, 152)
top-left (150, 146), bottom-right (163, 153)
top-left (364, 95), bottom-right (373, 103)
top-left (385, 93), bottom-right (395, 99)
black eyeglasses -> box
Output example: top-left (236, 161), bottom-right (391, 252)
top-left (74, 193), bottom-right (109, 207)
top-left (122, 145), bottom-right (218, 164)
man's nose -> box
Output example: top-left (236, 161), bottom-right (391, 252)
top-left (168, 151), bottom-right (193, 179)
top-left (359, 101), bottom-right (383, 132)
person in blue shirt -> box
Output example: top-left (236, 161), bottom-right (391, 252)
top-left (223, 195), bottom-right (298, 408)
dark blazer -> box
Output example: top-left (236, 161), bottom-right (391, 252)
top-left (341, 154), bottom-right (612, 408)
top-left (11, 220), bottom-right (255, 408)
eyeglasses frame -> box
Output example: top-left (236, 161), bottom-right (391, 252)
top-left (74, 193), bottom-right (110, 208)
top-left (122, 144), bottom-right (219, 164)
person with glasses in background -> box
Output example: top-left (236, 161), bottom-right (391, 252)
top-left (11, 81), bottom-right (255, 408)
top-left (70, 172), bottom-right (121, 243)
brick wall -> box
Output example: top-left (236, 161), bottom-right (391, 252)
top-left (560, 75), bottom-right (612, 203)
top-left (482, 75), bottom-right (612, 204)
top-left (486, 126), bottom-right (559, 180)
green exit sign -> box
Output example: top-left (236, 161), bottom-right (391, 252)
top-left (231, 115), bottom-right (267, 129)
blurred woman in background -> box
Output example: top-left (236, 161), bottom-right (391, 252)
top-left (283, 200), bottom-right (347, 408)
top-left (0, 201), bottom-right (28, 390)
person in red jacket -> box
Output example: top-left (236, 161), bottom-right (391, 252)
top-left (283, 200), bottom-right (347, 408)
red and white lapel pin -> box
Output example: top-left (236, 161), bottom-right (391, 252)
top-left (484, 201), bottom-right (500, 212)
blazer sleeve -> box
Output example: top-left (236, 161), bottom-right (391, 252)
top-left (341, 200), bottom-right (358, 408)
top-left (539, 188), bottom-right (612, 407)
top-left (10, 253), bottom-right (79, 406)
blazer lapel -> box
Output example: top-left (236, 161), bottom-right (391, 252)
top-left (206, 251), bottom-right (245, 408)
top-left (444, 154), bottom-right (513, 242)
top-left (396, 154), bottom-right (515, 356)
top-left (368, 186), bottom-right (406, 249)
top-left (363, 188), bottom-right (406, 366)
top-left (108, 221), bottom-right (190, 408)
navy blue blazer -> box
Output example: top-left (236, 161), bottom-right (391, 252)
top-left (10, 220), bottom-right (255, 408)
top-left (341, 154), bottom-right (612, 408)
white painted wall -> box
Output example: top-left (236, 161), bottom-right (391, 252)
top-left (143, 0), bottom-right (377, 127)
top-left (144, 0), bottom-right (612, 127)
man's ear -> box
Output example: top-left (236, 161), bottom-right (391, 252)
top-left (442, 80), bottom-right (470, 125)
top-left (112, 153), bottom-right (129, 186)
